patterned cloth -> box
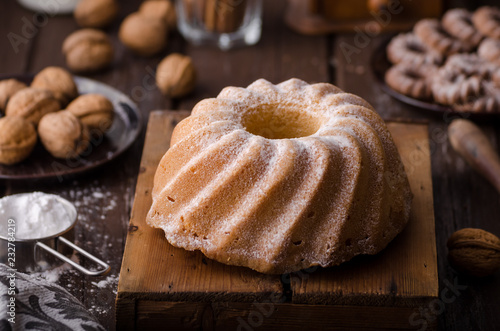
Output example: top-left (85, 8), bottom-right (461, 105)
top-left (0, 264), bottom-right (104, 331)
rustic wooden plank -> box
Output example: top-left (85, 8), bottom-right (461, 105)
top-left (290, 123), bottom-right (438, 309)
top-left (135, 300), bottom-right (434, 330)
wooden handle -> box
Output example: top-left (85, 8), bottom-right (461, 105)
top-left (448, 119), bottom-right (500, 193)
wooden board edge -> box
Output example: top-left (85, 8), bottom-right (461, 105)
top-left (115, 295), bottom-right (136, 331)
top-left (117, 111), bottom-right (190, 294)
top-left (134, 300), bottom-right (438, 330)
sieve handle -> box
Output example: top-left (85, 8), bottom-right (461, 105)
top-left (36, 237), bottom-right (110, 276)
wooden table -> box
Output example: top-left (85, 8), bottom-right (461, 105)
top-left (1, 0), bottom-right (499, 330)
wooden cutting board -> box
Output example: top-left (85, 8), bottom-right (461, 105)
top-left (116, 111), bottom-right (438, 330)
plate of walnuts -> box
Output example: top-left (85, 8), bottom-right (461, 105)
top-left (371, 6), bottom-right (500, 119)
top-left (0, 67), bottom-right (141, 180)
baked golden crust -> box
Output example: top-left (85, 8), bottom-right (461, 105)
top-left (147, 79), bottom-right (412, 274)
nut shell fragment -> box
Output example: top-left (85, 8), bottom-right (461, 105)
top-left (5, 88), bottom-right (60, 126)
top-left (38, 111), bottom-right (90, 159)
top-left (31, 66), bottom-right (78, 107)
top-left (119, 13), bottom-right (167, 57)
top-left (74, 0), bottom-right (119, 28)
top-left (0, 79), bottom-right (27, 113)
top-left (0, 116), bottom-right (37, 165)
top-left (63, 29), bottom-right (114, 73)
top-left (67, 94), bottom-right (114, 134)
top-left (156, 53), bottom-right (196, 98)
top-left (448, 228), bottom-right (500, 277)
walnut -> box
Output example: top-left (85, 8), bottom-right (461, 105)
top-left (62, 29), bottom-right (114, 73)
top-left (0, 116), bottom-right (37, 165)
top-left (74, 0), bottom-right (119, 28)
top-left (66, 94), bottom-right (114, 134)
top-left (119, 12), bottom-right (168, 56)
top-left (156, 53), bottom-right (196, 98)
top-left (31, 66), bottom-right (78, 107)
top-left (38, 111), bottom-right (90, 159)
top-left (0, 79), bottom-right (27, 113)
top-left (5, 88), bottom-right (60, 126)
top-left (139, 0), bottom-right (177, 29)
top-left (448, 228), bottom-right (500, 277)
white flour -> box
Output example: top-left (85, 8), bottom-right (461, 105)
top-left (0, 192), bottom-right (76, 240)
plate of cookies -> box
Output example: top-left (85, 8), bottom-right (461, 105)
top-left (372, 6), bottom-right (500, 118)
top-left (0, 67), bottom-right (142, 180)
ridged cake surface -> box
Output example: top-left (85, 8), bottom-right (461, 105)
top-left (147, 79), bottom-right (412, 274)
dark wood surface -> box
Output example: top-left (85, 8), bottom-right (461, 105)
top-left (1, 0), bottom-right (499, 330)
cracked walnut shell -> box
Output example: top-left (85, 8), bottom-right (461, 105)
top-left (31, 66), bottom-right (78, 107)
top-left (74, 0), bottom-right (119, 28)
top-left (62, 29), bottom-right (114, 73)
top-left (139, 0), bottom-right (177, 29)
top-left (38, 111), bottom-right (90, 159)
top-left (448, 228), bottom-right (500, 277)
top-left (5, 88), bottom-right (60, 126)
top-left (0, 116), bottom-right (37, 165)
top-left (0, 79), bottom-right (27, 113)
top-left (119, 12), bottom-right (168, 57)
top-left (66, 94), bottom-right (114, 134)
top-left (156, 53), bottom-right (196, 98)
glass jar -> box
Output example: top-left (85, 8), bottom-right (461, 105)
top-left (176, 0), bottom-right (262, 50)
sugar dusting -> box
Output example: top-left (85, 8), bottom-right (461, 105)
top-left (149, 78), bottom-right (412, 273)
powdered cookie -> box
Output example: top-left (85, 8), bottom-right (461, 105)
top-left (386, 33), bottom-right (443, 65)
top-left (385, 62), bottom-right (435, 100)
top-left (472, 6), bottom-right (500, 40)
top-left (442, 9), bottom-right (483, 48)
top-left (478, 38), bottom-right (500, 65)
top-left (414, 19), bottom-right (472, 56)
top-left (431, 71), bottom-right (482, 106)
top-left (444, 53), bottom-right (497, 78)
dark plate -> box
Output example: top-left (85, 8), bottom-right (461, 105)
top-left (371, 36), bottom-right (498, 120)
top-left (0, 74), bottom-right (142, 180)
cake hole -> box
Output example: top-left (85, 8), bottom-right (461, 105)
top-left (167, 196), bottom-right (175, 202)
top-left (193, 233), bottom-right (199, 238)
top-left (241, 103), bottom-right (322, 139)
top-left (203, 236), bottom-right (207, 240)
top-left (293, 240), bottom-right (303, 246)
top-left (345, 238), bottom-right (352, 247)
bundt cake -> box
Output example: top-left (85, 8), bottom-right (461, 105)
top-left (147, 79), bottom-right (412, 274)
